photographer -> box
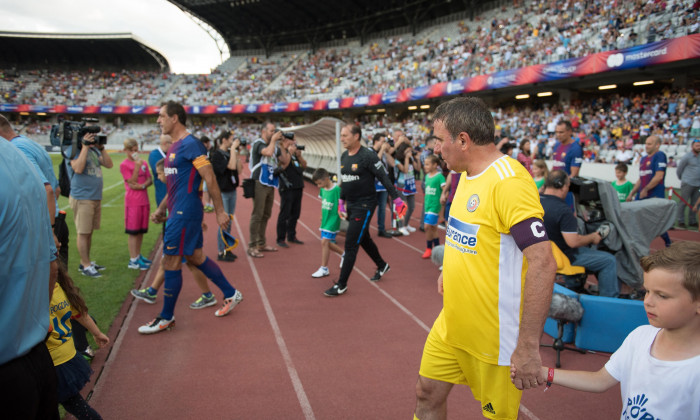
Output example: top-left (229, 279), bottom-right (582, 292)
top-left (275, 133), bottom-right (306, 247)
top-left (371, 132), bottom-right (396, 238)
top-left (211, 131), bottom-right (243, 261)
top-left (68, 130), bottom-right (113, 277)
top-left (247, 121), bottom-right (283, 258)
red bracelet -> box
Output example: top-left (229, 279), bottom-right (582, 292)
top-left (544, 367), bottom-right (554, 392)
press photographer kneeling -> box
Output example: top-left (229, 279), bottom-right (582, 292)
top-left (275, 132), bottom-right (306, 248)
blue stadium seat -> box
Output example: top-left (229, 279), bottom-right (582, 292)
top-left (574, 294), bottom-right (648, 353)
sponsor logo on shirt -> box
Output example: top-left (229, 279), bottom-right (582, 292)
top-left (164, 167), bottom-right (178, 176)
top-left (445, 216), bottom-right (479, 254)
top-left (341, 174), bottom-right (360, 182)
top-left (51, 299), bottom-right (70, 314)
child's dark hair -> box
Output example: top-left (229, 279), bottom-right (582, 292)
top-left (56, 263), bottom-right (89, 315)
top-left (640, 241), bottom-right (700, 300)
top-left (615, 163), bottom-right (628, 173)
top-left (312, 168), bottom-right (330, 182)
top-left (425, 154), bottom-right (441, 166)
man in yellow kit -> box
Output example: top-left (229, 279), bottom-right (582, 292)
top-left (414, 97), bottom-right (557, 420)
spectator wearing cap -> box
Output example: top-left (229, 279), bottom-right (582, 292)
top-left (676, 138), bottom-right (700, 229)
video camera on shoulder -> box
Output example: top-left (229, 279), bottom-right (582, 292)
top-left (50, 117), bottom-right (105, 159)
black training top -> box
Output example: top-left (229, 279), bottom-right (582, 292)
top-left (540, 194), bottom-right (580, 259)
top-left (340, 146), bottom-right (398, 203)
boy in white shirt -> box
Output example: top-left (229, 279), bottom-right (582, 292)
top-left (517, 242), bottom-right (700, 419)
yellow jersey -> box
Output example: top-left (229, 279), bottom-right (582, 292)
top-left (438, 155), bottom-right (543, 366)
top-left (46, 283), bottom-right (77, 366)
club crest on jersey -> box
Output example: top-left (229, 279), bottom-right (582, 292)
top-left (351, 163), bottom-right (358, 171)
top-left (168, 153), bottom-right (176, 162)
top-left (467, 194), bottom-right (480, 212)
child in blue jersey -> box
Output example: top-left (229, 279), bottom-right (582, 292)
top-left (310, 168), bottom-right (344, 278)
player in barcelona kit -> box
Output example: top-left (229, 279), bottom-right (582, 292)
top-left (138, 101), bottom-right (243, 334)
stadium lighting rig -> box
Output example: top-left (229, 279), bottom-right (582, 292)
top-left (515, 94), bottom-right (530, 99)
top-left (633, 80), bottom-right (654, 86)
top-left (598, 84), bottom-right (617, 90)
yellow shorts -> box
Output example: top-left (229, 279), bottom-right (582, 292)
top-left (419, 321), bottom-right (522, 420)
top-left (70, 198), bottom-right (101, 234)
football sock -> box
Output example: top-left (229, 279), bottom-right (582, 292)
top-left (146, 287), bottom-right (157, 296)
top-left (161, 270), bottom-right (183, 320)
top-left (426, 240), bottom-right (433, 249)
top-left (197, 257), bottom-right (236, 299)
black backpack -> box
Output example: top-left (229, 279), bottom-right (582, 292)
top-left (58, 158), bottom-right (72, 198)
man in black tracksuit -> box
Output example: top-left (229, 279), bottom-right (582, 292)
top-left (324, 123), bottom-right (406, 297)
top-left (276, 136), bottom-right (307, 247)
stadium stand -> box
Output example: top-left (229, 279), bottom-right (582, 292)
top-left (2, 0), bottom-right (699, 107)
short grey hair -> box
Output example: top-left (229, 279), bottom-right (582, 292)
top-left (432, 97), bottom-right (494, 146)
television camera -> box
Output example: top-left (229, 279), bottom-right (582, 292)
top-left (50, 117), bottom-right (106, 159)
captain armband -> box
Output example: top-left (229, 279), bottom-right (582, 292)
top-left (510, 217), bottom-right (548, 251)
top-left (193, 155), bottom-right (210, 170)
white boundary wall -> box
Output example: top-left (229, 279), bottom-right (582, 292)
top-left (552, 161), bottom-right (680, 189)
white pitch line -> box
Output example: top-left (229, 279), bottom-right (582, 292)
top-left (102, 191), bottom-right (125, 208)
top-left (297, 218), bottom-right (431, 331)
top-left (233, 216), bottom-right (316, 420)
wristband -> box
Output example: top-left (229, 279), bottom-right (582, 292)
top-left (544, 367), bottom-right (554, 392)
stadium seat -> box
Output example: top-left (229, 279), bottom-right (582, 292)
top-left (574, 294), bottom-right (648, 353)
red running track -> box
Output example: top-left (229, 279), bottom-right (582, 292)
top-left (79, 178), bottom-right (698, 420)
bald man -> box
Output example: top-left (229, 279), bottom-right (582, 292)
top-left (628, 135), bottom-right (672, 246)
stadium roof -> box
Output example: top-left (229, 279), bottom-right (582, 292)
top-left (168, 0), bottom-right (494, 54)
top-left (0, 32), bottom-right (169, 72)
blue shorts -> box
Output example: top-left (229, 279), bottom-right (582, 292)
top-left (163, 218), bottom-right (203, 256)
top-left (424, 213), bottom-right (439, 226)
top-left (321, 230), bottom-right (337, 241)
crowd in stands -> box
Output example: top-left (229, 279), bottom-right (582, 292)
top-left (2, 0), bottom-right (699, 107)
top-left (0, 69), bottom-right (175, 107)
top-left (491, 87), bottom-right (700, 165)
